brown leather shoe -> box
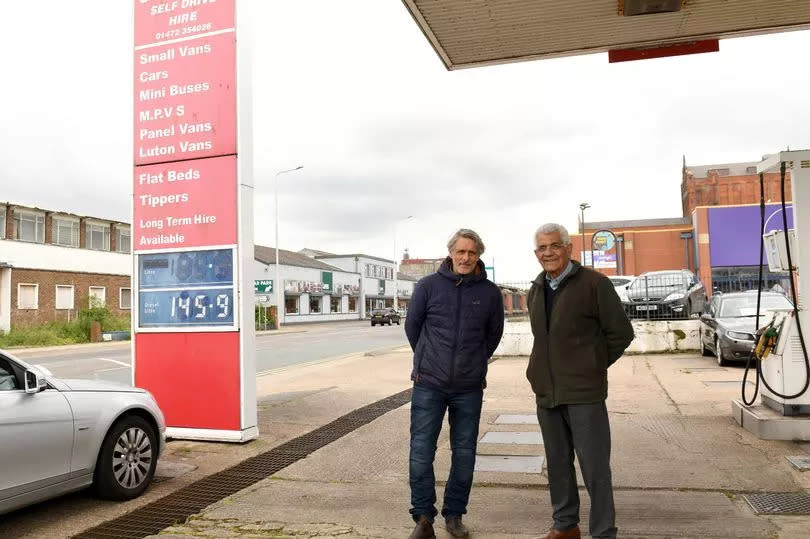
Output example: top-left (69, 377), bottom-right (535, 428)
top-left (544, 525), bottom-right (581, 539)
top-left (409, 515), bottom-right (436, 539)
top-left (445, 515), bottom-right (470, 538)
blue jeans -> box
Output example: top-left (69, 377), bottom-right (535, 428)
top-left (409, 383), bottom-right (483, 522)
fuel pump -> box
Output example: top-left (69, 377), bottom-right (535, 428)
top-left (734, 150), bottom-right (810, 439)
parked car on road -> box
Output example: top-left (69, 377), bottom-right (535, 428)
top-left (0, 350), bottom-right (165, 515)
top-left (700, 291), bottom-right (793, 365)
top-left (608, 275), bottom-right (635, 302)
top-left (623, 270), bottom-right (707, 320)
top-left (370, 308), bottom-right (401, 326)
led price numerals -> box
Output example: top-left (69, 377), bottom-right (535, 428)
top-left (171, 292), bottom-right (230, 320)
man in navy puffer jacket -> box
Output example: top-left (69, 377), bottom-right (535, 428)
top-left (405, 229), bottom-right (504, 539)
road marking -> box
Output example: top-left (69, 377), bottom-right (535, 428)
top-left (95, 365), bottom-right (130, 374)
top-left (98, 358), bottom-right (131, 367)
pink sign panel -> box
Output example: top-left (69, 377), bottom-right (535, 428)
top-left (134, 32), bottom-right (236, 165)
top-left (134, 0), bottom-right (235, 47)
top-left (133, 155), bottom-right (237, 251)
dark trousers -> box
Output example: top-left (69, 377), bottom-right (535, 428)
top-left (536, 401), bottom-right (617, 539)
top-left (409, 383), bottom-right (483, 522)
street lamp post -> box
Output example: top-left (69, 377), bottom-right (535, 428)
top-left (274, 166), bottom-right (303, 328)
top-left (393, 215), bottom-right (413, 311)
top-left (579, 202), bottom-right (591, 265)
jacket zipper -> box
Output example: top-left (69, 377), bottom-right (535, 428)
top-left (450, 277), bottom-right (463, 386)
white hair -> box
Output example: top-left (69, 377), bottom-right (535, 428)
top-left (447, 228), bottom-right (486, 255)
top-left (534, 223), bottom-right (571, 245)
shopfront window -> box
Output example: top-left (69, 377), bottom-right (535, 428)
top-left (285, 296), bottom-right (299, 314)
top-left (310, 296), bottom-right (322, 313)
top-left (330, 296), bottom-right (341, 313)
top-left (349, 297), bottom-right (358, 313)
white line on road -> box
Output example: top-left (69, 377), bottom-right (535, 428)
top-left (98, 358), bottom-right (131, 367)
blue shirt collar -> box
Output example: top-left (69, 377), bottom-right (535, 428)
top-left (545, 261), bottom-right (574, 290)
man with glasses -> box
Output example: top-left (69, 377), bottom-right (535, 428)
top-left (526, 223), bottom-right (633, 539)
top-left (405, 228), bottom-right (504, 539)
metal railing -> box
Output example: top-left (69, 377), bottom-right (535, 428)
top-left (621, 273), bottom-right (704, 321)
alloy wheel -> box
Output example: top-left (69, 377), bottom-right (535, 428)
top-left (112, 426), bottom-right (153, 489)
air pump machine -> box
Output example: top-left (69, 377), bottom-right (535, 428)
top-left (733, 150), bottom-right (810, 440)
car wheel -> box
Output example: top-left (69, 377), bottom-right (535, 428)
top-left (396, 320), bottom-right (400, 325)
top-left (715, 337), bottom-right (729, 367)
top-left (94, 415), bottom-right (157, 500)
top-left (371, 322), bottom-right (376, 327)
top-left (686, 301), bottom-right (693, 319)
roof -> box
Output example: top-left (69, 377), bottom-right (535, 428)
top-left (1, 201), bottom-right (128, 225)
top-left (254, 245), bottom-right (346, 272)
top-left (585, 217), bottom-right (691, 229)
top-left (299, 248), bottom-right (336, 257)
top-left (402, 0), bottom-right (810, 70)
top-left (315, 254), bottom-right (395, 264)
top-left (685, 155), bottom-right (779, 179)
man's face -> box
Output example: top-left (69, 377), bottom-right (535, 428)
top-left (535, 231), bottom-right (572, 275)
top-left (450, 237), bottom-right (480, 275)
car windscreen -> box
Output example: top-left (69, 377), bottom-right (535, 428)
top-left (609, 278), bottom-right (632, 287)
top-left (718, 295), bottom-right (793, 317)
top-left (628, 274), bottom-right (685, 290)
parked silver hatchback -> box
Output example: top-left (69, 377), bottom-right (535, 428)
top-left (0, 349), bottom-right (165, 515)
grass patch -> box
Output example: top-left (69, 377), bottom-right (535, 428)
top-left (0, 305), bottom-right (130, 348)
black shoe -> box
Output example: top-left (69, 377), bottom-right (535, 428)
top-left (445, 515), bottom-right (470, 538)
top-left (409, 515), bottom-right (435, 539)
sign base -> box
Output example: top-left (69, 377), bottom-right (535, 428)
top-left (166, 426), bottom-right (259, 443)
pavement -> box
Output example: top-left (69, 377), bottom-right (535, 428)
top-left (6, 348), bottom-right (810, 538)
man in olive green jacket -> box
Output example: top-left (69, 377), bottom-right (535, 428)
top-left (526, 223), bottom-right (634, 539)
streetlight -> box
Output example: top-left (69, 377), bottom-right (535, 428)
top-left (393, 215), bottom-right (414, 311)
top-left (579, 202), bottom-right (590, 265)
top-left (274, 165), bottom-right (303, 328)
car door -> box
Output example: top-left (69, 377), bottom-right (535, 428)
top-left (0, 355), bottom-right (74, 501)
top-left (686, 272), bottom-right (706, 312)
top-left (702, 297), bottom-right (720, 348)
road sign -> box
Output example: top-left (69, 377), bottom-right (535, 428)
top-left (254, 279), bottom-right (273, 293)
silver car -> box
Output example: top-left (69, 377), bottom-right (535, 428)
top-left (0, 349), bottom-right (165, 515)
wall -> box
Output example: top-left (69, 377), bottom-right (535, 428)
top-left (493, 319), bottom-right (700, 356)
top-left (682, 171), bottom-right (791, 217)
top-left (10, 269), bottom-right (130, 328)
top-left (572, 227), bottom-right (692, 276)
top-left (1, 238), bottom-right (130, 275)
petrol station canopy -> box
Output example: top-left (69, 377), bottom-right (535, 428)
top-left (402, 0), bottom-right (810, 69)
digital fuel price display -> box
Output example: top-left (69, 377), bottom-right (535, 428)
top-left (138, 248), bottom-right (236, 328)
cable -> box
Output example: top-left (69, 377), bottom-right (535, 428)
top-left (741, 174), bottom-right (764, 405)
top-left (744, 162), bottom-right (810, 403)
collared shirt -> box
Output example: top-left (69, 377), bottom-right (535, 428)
top-left (545, 261), bottom-right (574, 290)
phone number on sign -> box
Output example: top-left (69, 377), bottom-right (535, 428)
top-left (153, 23), bottom-right (213, 42)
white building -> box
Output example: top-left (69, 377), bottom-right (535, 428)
top-left (252, 246), bottom-right (417, 324)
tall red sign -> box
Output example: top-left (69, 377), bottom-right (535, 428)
top-left (133, 0), bottom-right (256, 442)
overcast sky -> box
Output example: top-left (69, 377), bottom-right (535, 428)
top-left (2, 1), bottom-right (809, 282)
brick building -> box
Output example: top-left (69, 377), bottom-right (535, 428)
top-left (0, 202), bottom-right (131, 332)
top-left (570, 155), bottom-right (794, 295)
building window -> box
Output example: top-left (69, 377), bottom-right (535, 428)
top-left (116, 225), bottom-right (131, 253)
top-left (13, 210), bottom-right (45, 243)
top-left (330, 296), bottom-right (341, 313)
top-left (120, 287), bottom-right (132, 310)
top-left (55, 285), bottom-right (75, 310)
top-left (53, 217), bottom-right (79, 247)
top-left (309, 296), bottom-right (322, 313)
top-left (285, 296), bottom-right (299, 314)
top-left (87, 223), bottom-right (110, 251)
top-left (0, 208), bottom-right (5, 239)
top-left (746, 166), bottom-right (757, 174)
top-left (17, 283), bottom-right (39, 309)
top-left (89, 286), bottom-right (106, 307)
top-left (348, 297), bottom-right (358, 313)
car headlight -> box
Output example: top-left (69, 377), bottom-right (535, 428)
top-left (727, 331), bottom-right (754, 341)
top-left (664, 292), bottom-right (686, 302)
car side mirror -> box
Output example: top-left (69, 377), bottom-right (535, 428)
top-left (24, 369), bottom-right (46, 394)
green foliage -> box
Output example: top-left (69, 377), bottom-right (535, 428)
top-left (0, 304), bottom-right (131, 348)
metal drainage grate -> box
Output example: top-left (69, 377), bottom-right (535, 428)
top-left (73, 388), bottom-right (413, 539)
top-left (743, 492), bottom-right (810, 515)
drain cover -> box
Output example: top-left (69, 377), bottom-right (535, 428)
top-left (786, 455), bottom-right (810, 471)
top-left (494, 414), bottom-right (538, 425)
top-left (480, 431), bottom-right (543, 445)
top-left (743, 492), bottom-right (810, 515)
top-left (474, 455), bottom-right (544, 473)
